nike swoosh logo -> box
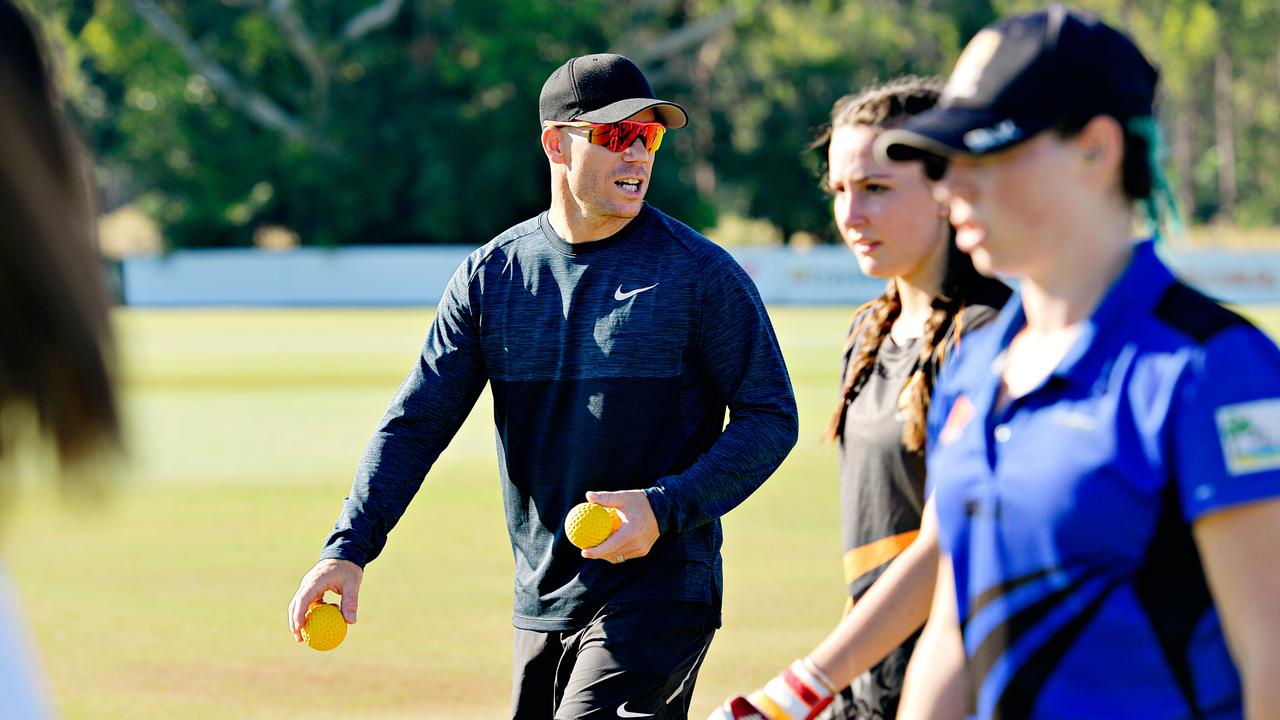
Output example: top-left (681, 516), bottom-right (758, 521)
top-left (614, 283), bottom-right (659, 301)
top-left (616, 703), bottom-right (654, 718)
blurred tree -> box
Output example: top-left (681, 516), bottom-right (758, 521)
top-left (36, 0), bottom-right (616, 247)
top-left (672, 0), bottom-right (967, 243)
top-left (1000, 0), bottom-right (1280, 228)
top-left (22, 0), bottom-right (1280, 247)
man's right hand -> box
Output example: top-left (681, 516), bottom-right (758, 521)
top-left (288, 558), bottom-right (363, 642)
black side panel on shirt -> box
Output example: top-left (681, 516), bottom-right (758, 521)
top-left (963, 568), bottom-right (1055, 628)
top-left (994, 588), bottom-right (1112, 720)
top-left (958, 565), bottom-right (1118, 718)
top-left (1132, 477), bottom-right (1211, 719)
top-left (1153, 282), bottom-right (1250, 344)
top-left (966, 573), bottom-right (1108, 718)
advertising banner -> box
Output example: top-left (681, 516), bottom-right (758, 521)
top-left (122, 245), bottom-right (1280, 307)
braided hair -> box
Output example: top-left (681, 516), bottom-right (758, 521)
top-left (818, 77), bottom-right (1005, 452)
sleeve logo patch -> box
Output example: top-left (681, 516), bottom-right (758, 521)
top-left (1215, 399), bottom-right (1280, 475)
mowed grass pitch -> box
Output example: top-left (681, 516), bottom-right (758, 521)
top-left (8, 304), bottom-right (1280, 719)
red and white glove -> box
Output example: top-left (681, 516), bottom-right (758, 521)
top-left (708, 657), bottom-right (836, 720)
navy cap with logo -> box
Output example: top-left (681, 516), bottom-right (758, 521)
top-left (877, 4), bottom-right (1157, 163)
top-left (539, 53), bottom-right (688, 128)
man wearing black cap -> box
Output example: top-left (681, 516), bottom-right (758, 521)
top-left (287, 53), bottom-right (799, 719)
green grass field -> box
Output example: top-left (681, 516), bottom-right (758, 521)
top-left (7, 305), bottom-right (1280, 718)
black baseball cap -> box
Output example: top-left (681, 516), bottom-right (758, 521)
top-left (877, 4), bottom-right (1157, 162)
top-left (539, 53), bottom-right (688, 128)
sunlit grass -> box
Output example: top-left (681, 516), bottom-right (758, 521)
top-left (6, 304), bottom-right (1278, 718)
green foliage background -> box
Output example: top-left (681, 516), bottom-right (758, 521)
top-left (24, 0), bottom-right (1280, 248)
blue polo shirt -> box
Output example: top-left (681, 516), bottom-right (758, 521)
top-left (928, 240), bottom-right (1280, 720)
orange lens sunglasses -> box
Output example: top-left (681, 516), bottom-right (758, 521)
top-left (544, 120), bottom-right (666, 153)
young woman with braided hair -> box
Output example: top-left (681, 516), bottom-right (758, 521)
top-left (828, 238), bottom-right (1000, 453)
top-left (711, 77), bottom-right (1008, 720)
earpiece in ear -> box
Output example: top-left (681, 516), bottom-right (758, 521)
top-left (1086, 147), bottom-right (1102, 161)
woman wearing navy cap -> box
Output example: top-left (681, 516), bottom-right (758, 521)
top-left (878, 5), bottom-right (1280, 720)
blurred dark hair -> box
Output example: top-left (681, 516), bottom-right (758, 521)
top-left (828, 75), bottom-right (944, 133)
top-left (0, 0), bottom-right (119, 466)
top-left (812, 75), bottom-right (947, 187)
top-left (1055, 114), bottom-right (1154, 202)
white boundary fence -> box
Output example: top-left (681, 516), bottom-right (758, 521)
top-left (121, 244), bottom-right (1280, 307)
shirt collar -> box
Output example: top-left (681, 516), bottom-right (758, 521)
top-left (986, 239), bottom-right (1173, 386)
top-left (539, 204), bottom-right (653, 256)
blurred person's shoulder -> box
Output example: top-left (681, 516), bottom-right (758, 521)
top-left (959, 277), bottom-right (1013, 333)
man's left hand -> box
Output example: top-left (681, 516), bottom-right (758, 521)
top-left (580, 490), bottom-right (660, 563)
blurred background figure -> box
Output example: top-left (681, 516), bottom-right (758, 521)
top-left (0, 0), bottom-right (121, 715)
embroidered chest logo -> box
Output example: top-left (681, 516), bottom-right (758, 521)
top-left (616, 702), bottom-right (654, 718)
top-left (1052, 409), bottom-right (1097, 432)
top-left (614, 283), bottom-right (659, 301)
top-left (938, 395), bottom-right (975, 446)
top-left (1216, 399), bottom-right (1280, 475)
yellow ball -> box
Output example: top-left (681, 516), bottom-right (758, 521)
top-left (302, 602), bottom-right (347, 651)
top-left (565, 502), bottom-right (621, 549)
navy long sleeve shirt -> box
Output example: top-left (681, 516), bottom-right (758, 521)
top-left (320, 204), bottom-right (798, 631)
